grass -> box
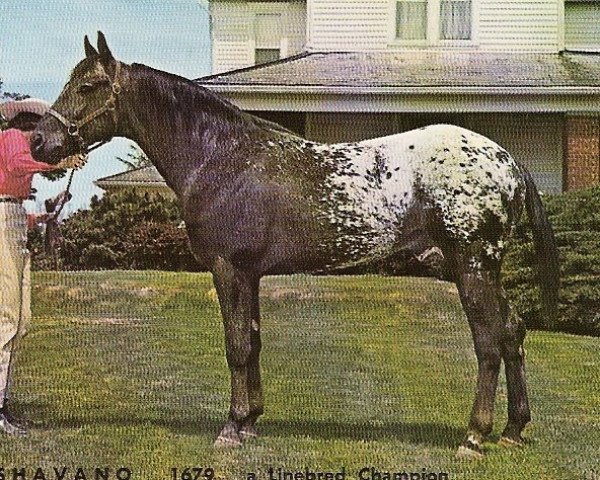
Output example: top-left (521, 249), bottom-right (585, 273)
top-left (0, 271), bottom-right (597, 480)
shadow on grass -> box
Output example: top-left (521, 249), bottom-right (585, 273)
top-left (24, 405), bottom-right (463, 448)
top-left (259, 419), bottom-right (464, 448)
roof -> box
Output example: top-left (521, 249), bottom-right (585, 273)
top-left (197, 51), bottom-right (600, 92)
top-left (95, 166), bottom-right (167, 189)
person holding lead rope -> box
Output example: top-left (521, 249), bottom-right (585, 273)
top-left (0, 98), bottom-right (84, 436)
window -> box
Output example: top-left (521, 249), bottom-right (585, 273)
top-left (394, 0), bottom-right (473, 44)
top-left (440, 0), bottom-right (472, 40)
top-left (255, 48), bottom-right (281, 64)
top-left (396, 0), bottom-right (427, 40)
top-left (254, 13), bottom-right (282, 64)
top-left (564, 0), bottom-right (600, 52)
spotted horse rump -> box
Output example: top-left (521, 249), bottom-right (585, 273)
top-left (31, 33), bottom-right (560, 459)
top-left (287, 124), bottom-right (525, 276)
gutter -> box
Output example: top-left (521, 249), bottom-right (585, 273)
top-left (198, 84), bottom-right (600, 96)
top-left (94, 181), bottom-right (168, 188)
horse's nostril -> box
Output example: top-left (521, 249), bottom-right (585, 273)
top-left (49, 144), bottom-right (62, 159)
top-left (31, 132), bottom-right (44, 152)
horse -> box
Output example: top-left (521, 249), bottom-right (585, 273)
top-left (31, 32), bottom-right (559, 459)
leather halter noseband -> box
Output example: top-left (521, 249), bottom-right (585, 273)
top-left (47, 61), bottom-right (122, 153)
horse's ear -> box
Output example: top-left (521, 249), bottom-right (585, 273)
top-left (84, 35), bottom-right (98, 58)
top-left (97, 31), bottom-right (115, 66)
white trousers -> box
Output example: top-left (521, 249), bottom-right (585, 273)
top-left (0, 203), bottom-right (31, 408)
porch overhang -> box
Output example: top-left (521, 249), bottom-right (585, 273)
top-left (196, 51), bottom-right (600, 113)
top-left (95, 166), bottom-right (171, 191)
top-left (199, 84), bottom-right (600, 113)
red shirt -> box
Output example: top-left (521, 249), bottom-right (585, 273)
top-left (0, 129), bottom-right (55, 199)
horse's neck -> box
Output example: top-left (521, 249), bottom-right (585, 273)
top-left (119, 67), bottom-right (255, 195)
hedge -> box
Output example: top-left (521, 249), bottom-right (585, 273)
top-left (503, 186), bottom-right (600, 336)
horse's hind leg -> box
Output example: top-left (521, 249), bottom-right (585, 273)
top-left (498, 291), bottom-right (531, 446)
top-left (454, 256), bottom-right (504, 459)
top-left (212, 258), bottom-right (263, 447)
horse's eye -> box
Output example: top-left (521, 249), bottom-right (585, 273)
top-left (78, 83), bottom-right (95, 94)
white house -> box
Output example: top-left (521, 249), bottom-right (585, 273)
top-left (97, 0), bottom-right (600, 194)
top-left (195, 0), bottom-right (600, 193)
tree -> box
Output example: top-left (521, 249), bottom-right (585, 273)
top-left (1, 79), bottom-right (29, 101)
top-left (116, 144), bottom-right (152, 170)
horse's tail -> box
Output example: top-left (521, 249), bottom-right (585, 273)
top-left (522, 166), bottom-right (560, 329)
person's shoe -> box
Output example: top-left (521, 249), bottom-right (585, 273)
top-left (0, 408), bottom-right (28, 437)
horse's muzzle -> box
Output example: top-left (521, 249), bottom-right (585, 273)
top-left (30, 130), bottom-right (66, 164)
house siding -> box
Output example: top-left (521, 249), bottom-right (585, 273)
top-left (288, 1), bottom-right (309, 54)
top-left (211, 1), bottom-right (307, 74)
top-left (308, 1), bottom-right (389, 50)
top-left (478, 0), bottom-right (560, 52)
top-left (213, 41), bottom-right (252, 75)
top-left (307, 0), bottom-right (560, 52)
top-left (211, 2), bottom-right (250, 73)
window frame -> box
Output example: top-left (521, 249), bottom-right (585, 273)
top-left (248, 3), bottom-right (289, 65)
top-left (388, 0), bottom-right (478, 48)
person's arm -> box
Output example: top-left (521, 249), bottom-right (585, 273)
top-left (3, 130), bottom-right (57, 175)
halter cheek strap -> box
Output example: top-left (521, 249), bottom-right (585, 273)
top-left (47, 61), bottom-right (122, 151)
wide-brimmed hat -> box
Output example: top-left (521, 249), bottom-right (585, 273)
top-left (0, 98), bottom-right (51, 122)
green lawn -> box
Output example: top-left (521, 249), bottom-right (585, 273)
top-left (0, 271), bottom-right (597, 480)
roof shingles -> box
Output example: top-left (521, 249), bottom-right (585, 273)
top-left (95, 166), bottom-right (166, 187)
top-left (197, 51), bottom-right (600, 89)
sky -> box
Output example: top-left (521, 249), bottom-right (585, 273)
top-left (0, 0), bottom-right (211, 215)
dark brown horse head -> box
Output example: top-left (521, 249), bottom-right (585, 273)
top-left (32, 32), bottom-right (123, 164)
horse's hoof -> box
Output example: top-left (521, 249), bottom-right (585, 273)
top-left (239, 424), bottom-right (258, 441)
top-left (498, 436), bottom-right (524, 448)
top-left (214, 433), bottom-right (242, 448)
top-left (214, 423), bottom-right (242, 448)
top-left (455, 445), bottom-right (484, 460)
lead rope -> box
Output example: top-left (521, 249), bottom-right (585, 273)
top-left (53, 168), bottom-right (76, 220)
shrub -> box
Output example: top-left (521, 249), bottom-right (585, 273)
top-left (32, 190), bottom-right (199, 271)
top-left (503, 186), bottom-right (600, 336)
top-left (122, 221), bottom-right (197, 270)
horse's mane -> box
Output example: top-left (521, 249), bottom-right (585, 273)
top-left (130, 63), bottom-right (296, 137)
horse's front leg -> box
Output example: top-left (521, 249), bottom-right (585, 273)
top-left (212, 257), bottom-right (261, 447)
top-left (239, 276), bottom-right (263, 440)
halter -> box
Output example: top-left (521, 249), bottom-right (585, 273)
top-left (44, 62), bottom-right (122, 220)
top-left (47, 61), bottom-right (122, 153)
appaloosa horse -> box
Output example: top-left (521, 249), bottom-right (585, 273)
top-left (32, 33), bottom-right (559, 459)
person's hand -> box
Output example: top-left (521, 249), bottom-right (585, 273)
top-left (36, 213), bottom-right (54, 223)
top-left (56, 153), bottom-right (88, 170)
top-left (42, 153), bottom-right (87, 180)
